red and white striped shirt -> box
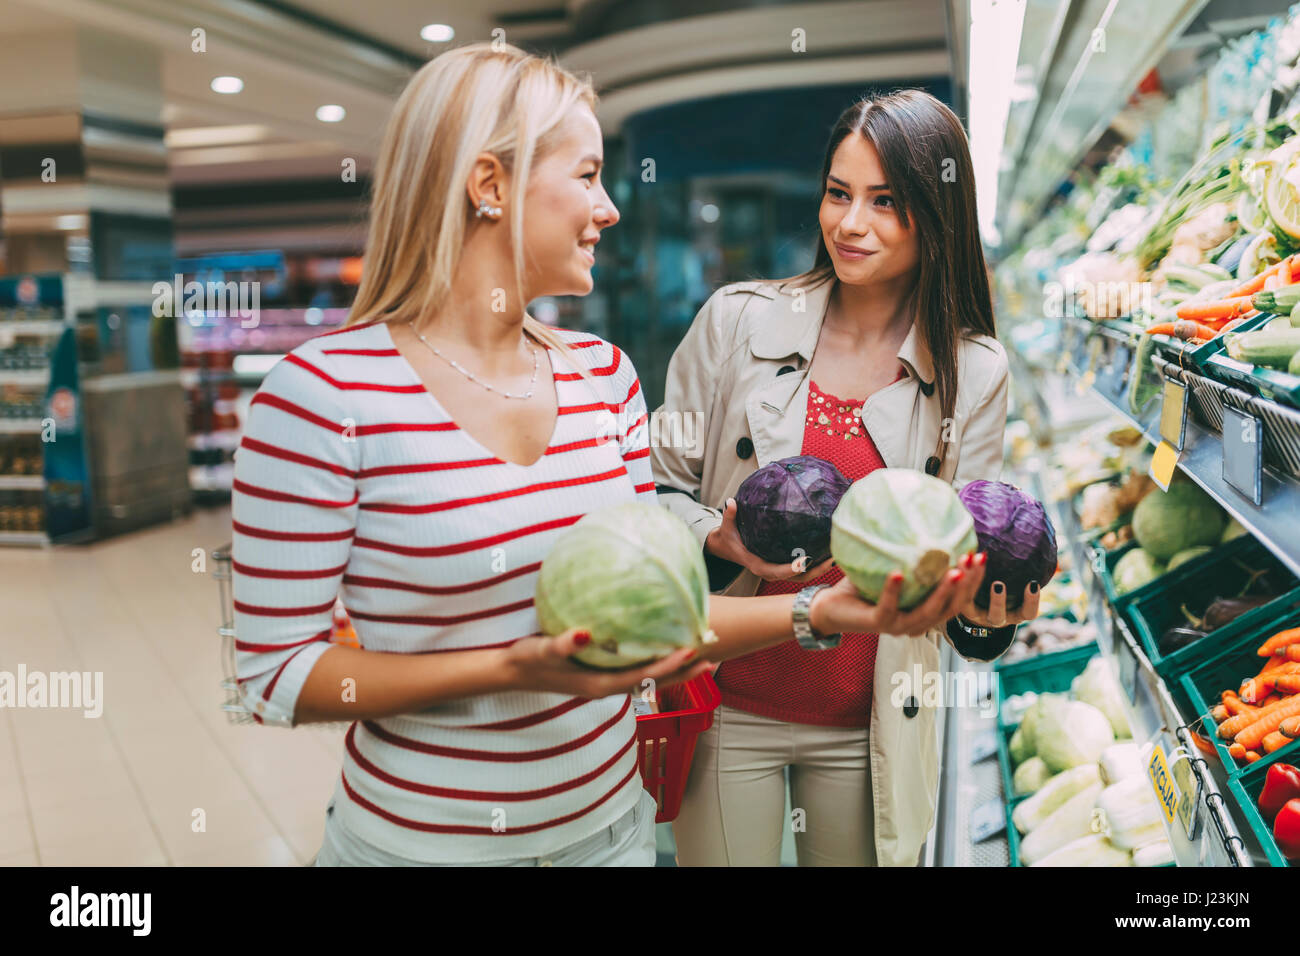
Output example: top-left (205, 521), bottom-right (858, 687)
top-left (232, 320), bottom-right (656, 862)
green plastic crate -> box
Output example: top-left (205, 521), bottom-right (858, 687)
top-left (1205, 341), bottom-right (1300, 410)
top-left (1125, 536), bottom-right (1300, 680)
top-left (1151, 311), bottom-right (1271, 368)
top-left (1091, 541), bottom-right (1165, 614)
top-left (1179, 607), bottom-right (1300, 776)
top-left (1226, 748), bottom-right (1298, 867)
top-left (994, 642), bottom-right (1100, 867)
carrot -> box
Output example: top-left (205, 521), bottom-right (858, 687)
top-left (1281, 716), bottom-right (1300, 739)
top-left (1212, 704), bottom-right (1229, 722)
top-left (1262, 693), bottom-right (1285, 707)
top-left (1263, 731), bottom-right (1292, 752)
top-left (1284, 257), bottom-right (1294, 285)
top-left (1229, 741), bottom-right (1248, 761)
top-left (1191, 728), bottom-right (1217, 753)
top-left (1176, 319), bottom-right (1223, 340)
top-left (1176, 298), bottom-right (1256, 322)
top-left (1221, 690), bottom-right (1258, 716)
top-left (1258, 654), bottom-right (1289, 677)
top-left (1277, 675), bottom-right (1300, 694)
top-left (1247, 750), bottom-right (1262, 762)
top-left (1259, 628), bottom-right (1300, 656)
top-left (1218, 706), bottom-right (1265, 738)
top-left (1241, 664), bottom-right (1300, 702)
top-left (1229, 257), bottom-right (1291, 297)
top-left (1144, 322), bottom-right (1179, 337)
top-left (1220, 318), bottom-right (1249, 335)
top-left (1287, 645), bottom-right (1300, 662)
top-left (1235, 696), bottom-right (1300, 750)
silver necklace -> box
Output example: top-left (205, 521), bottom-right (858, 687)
top-left (407, 321), bottom-right (539, 400)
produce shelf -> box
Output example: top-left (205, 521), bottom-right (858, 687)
top-left (1029, 451), bottom-right (1253, 866)
top-left (1080, 333), bottom-right (1300, 584)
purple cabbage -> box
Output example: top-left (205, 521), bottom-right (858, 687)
top-left (957, 480), bottom-right (1058, 610)
top-left (735, 455), bottom-right (851, 565)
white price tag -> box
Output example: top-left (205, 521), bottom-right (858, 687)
top-left (969, 729), bottom-right (997, 764)
top-left (1222, 405), bottom-right (1264, 506)
top-left (970, 798), bottom-right (1007, 843)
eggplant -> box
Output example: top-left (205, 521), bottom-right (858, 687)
top-left (1202, 595), bottom-right (1273, 630)
top-left (1158, 626), bottom-right (1207, 657)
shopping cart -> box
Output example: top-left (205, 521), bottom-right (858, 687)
top-left (211, 541), bottom-right (720, 821)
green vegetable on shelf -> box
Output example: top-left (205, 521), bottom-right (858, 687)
top-left (1167, 546), bottom-right (1214, 570)
top-left (1013, 757), bottom-right (1053, 796)
top-left (1013, 764), bottom-right (1103, 835)
top-left (1225, 327), bottom-right (1300, 368)
top-left (1113, 548), bottom-right (1165, 595)
top-left (1019, 782), bottom-right (1106, 864)
top-left (1032, 833), bottom-right (1133, 867)
top-left (1251, 282), bottom-right (1300, 313)
top-left (1035, 700), bottom-right (1116, 773)
top-left (1131, 479), bottom-right (1226, 562)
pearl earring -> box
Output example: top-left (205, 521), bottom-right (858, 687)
top-left (476, 199), bottom-right (502, 220)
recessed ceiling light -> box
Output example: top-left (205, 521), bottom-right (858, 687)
top-left (316, 105), bottom-right (346, 123)
top-left (420, 23), bottom-right (454, 42)
top-left (211, 76), bottom-right (244, 94)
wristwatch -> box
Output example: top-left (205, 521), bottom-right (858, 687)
top-left (955, 614), bottom-right (994, 638)
top-left (793, 584), bottom-right (841, 650)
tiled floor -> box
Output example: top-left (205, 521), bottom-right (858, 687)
top-left (1, 505), bottom-right (339, 866)
top-left (1, 505), bottom-right (797, 866)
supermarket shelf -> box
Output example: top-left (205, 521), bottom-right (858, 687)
top-left (1030, 454), bottom-right (1251, 867)
top-left (0, 369), bottom-right (49, 386)
top-left (0, 475), bottom-right (43, 489)
top-left (0, 320), bottom-right (66, 335)
top-left (1089, 363), bottom-right (1300, 583)
top-left (0, 420), bottom-right (43, 434)
top-left (0, 530), bottom-right (47, 547)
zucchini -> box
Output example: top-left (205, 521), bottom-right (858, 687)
top-left (1196, 262), bottom-right (1234, 282)
top-left (1162, 265), bottom-right (1211, 291)
top-left (1266, 316), bottom-right (1294, 332)
top-left (1225, 328), bottom-right (1300, 368)
top-left (1271, 283), bottom-right (1300, 312)
top-left (1291, 349), bottom-right (1300, 375)
top-left (1127, 330), bottom-right (1161, 415)
top-left (1290, 300), bottom-right (1300, 328)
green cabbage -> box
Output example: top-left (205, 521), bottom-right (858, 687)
top-left (536, 502), bottom-right (713, 669)
top-left (1113, 548), bottom-right (1164, 595)
top-left (1009, 726), bottom-right (1033, 765)
top-left (1167, 546), bottom-right (1213, 571)
top-left (830, 469), bottom-right (977, 609)
top-left (1071, 657), bottom-right (1132, 738)
top-left (1013, 756), bottom-right (1053, 795)
top-left (1018, 692), bottom-right (1067, 755)
top-left (1035, 700), bottom-right (1115, 773)
top-left (1131, 479), bottom-right (1226, 562)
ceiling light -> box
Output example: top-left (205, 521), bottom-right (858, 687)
top-left (210, 76), bottom-right (244, 94)
top-left (316, 105), bottom-right (346, 123)
top-left (420, 24), bottom-right (454, 42)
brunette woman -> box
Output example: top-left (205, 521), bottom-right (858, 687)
top-left (652, 90), bottom-right (1040, 867)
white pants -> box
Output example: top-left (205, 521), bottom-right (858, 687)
top-left (672, 704), bottom-right (877, 866)
top-left (313, 787), bottom-right (659, 867)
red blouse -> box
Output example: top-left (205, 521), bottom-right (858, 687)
top-left (717, 373), bottom-right (902, 728)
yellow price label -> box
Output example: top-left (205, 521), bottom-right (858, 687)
top-left (1149, 440), bottom-right (1179, 491)
top-left (1159, 378), bottom-right (1188, 449)
top-left (1147, 744), bottom-right (1179, 825)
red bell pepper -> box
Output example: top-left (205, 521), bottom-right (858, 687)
top-left (1274, 798), bottom-right (1300, 861)
top-left (1259, 763), bottom-right (1300, 820)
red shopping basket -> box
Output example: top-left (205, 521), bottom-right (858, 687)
top-left (634, 672), bottom-right (720, 823)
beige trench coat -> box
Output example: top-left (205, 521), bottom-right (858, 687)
top-left (650, 277), bottom-right (1011, 867)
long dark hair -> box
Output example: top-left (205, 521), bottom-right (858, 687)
top-left (782, 89), bottom-right (996, 468)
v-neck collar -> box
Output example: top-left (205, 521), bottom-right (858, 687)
top-left (378, 321), bottom-right (561, 469)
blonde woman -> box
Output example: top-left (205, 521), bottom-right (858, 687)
top-left (232, 45), bottom-right (985, 867)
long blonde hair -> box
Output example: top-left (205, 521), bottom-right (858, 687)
top-left (346, 42), bottom-right (597, 371)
